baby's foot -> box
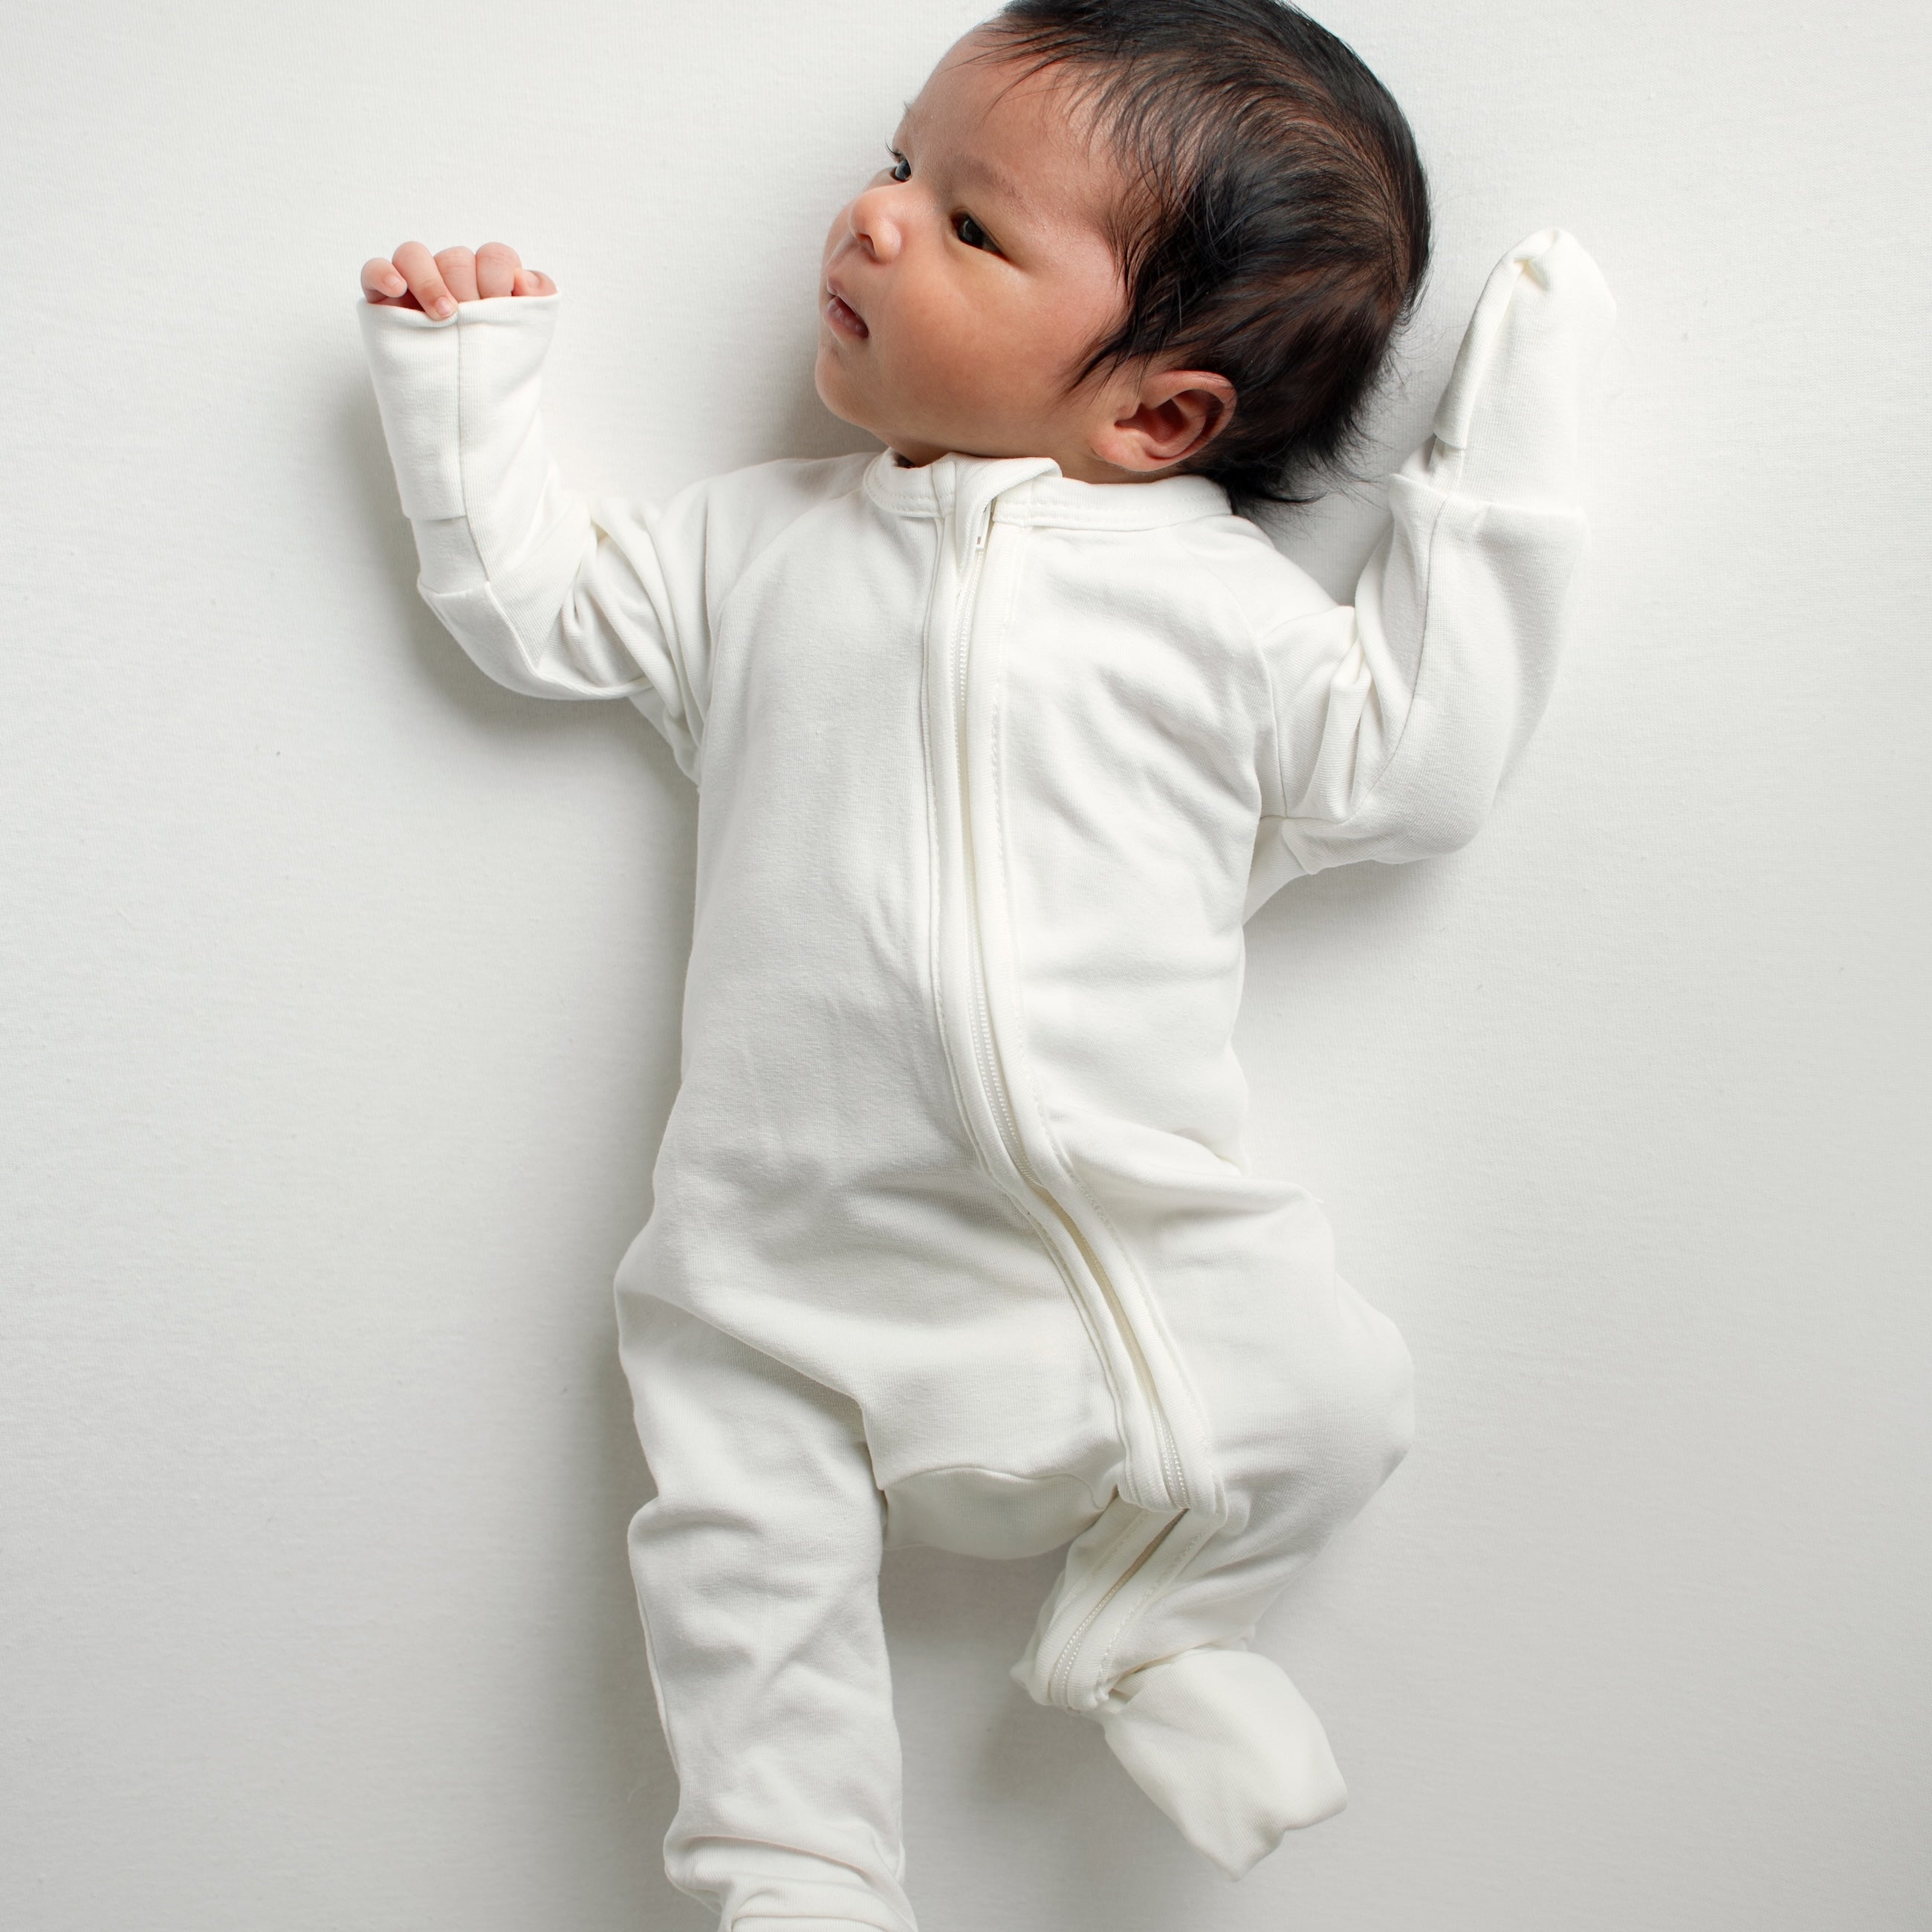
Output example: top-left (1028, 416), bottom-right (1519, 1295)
top-left (1098, 1647), bottom-right (1347, 1878)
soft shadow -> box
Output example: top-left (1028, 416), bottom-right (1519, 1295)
top-left (1249, 840), bottom-right (1454, 933)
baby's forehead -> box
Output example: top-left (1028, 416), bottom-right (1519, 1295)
top-left (905, 40), bottom-right (1126, 224)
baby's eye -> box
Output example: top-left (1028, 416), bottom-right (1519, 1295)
top-left (953, 212), bottom-right (999, 254)
top-left (887, 149), bottom-right (911, 182)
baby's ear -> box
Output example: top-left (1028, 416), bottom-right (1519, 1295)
top-left (1092, 369), bottom-right (1237, 474)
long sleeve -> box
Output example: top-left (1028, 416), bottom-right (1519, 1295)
top-left (1247, 228), bottom-right (1617, 914)
top-left (357, 295), bottom-right (710, 776)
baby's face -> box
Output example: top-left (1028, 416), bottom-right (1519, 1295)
top-left (815, 33), bottom-right (1135, 476)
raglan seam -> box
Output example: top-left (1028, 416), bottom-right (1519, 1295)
top-left (708, 461), bottom-right (891, 643)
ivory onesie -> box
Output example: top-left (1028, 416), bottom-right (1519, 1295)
top-left (360, 230), bottom-right (1613, 1932)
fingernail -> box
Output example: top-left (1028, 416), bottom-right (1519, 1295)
top-left (432, 296), bottom-right (456, 318)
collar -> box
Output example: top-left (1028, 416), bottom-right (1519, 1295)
top-left (861, 449), bottom-right (1231, 532)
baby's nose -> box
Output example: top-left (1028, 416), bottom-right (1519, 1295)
top-left (847, 186), bottom-right (904, 264)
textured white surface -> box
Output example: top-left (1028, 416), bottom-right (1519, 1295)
top-left (2, 2), bottom-right (1927, 1928)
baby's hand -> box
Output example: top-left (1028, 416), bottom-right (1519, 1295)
top-left (360, 242), bottom-right (556, 319)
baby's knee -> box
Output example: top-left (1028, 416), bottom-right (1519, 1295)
top-left (1287, 1295), bottom-right (1414, 1505)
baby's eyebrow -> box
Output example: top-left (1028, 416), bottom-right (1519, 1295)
top-left (949, 149), bottom-right (1034, 215)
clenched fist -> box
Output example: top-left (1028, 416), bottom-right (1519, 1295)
top-left (360, 242), bottom-right (556, 317)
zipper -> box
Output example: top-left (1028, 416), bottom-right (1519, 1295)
top-left (1046, 1510), bottom-right (1185, 1707)
top-left (947, 498), bottom-right (1190, 1517)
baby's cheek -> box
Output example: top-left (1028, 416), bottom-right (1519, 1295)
top-left (954, 334), bottom-right (1054, 435)
top-left (910, 301), bottom-right (1031, 427)
top-left (875, 296), bottom-right (957, 406)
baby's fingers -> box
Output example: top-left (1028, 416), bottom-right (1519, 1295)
top-left (368, 242), bottom-right (553, 313)
top-left (360, 256), bottom-right (409, 304)
top-left (433, 246), bottom-right (480, 305)
top-left (475, 242), bottom-right (522, 299)
top-left (391, 240), bottom-right (456, 318)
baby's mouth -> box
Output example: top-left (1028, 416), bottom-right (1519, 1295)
top-left (825, 288), bottom-right (869, 340)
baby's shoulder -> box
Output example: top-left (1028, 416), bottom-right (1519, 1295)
top-left (693, 450), bottom-right (876, 523)
top-left (653, 453), bottom-right (876, 610)
top-left (672, 450), bottom-right (874, 544)
top-left (1160, 513), bottom-right (1337, 643)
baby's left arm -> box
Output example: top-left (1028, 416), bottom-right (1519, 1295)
top-left (1248, 230), bottom-right (1616, 912)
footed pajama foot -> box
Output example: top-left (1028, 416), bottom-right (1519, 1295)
top-left (1096, 1647), bottom-right (1348, 1878)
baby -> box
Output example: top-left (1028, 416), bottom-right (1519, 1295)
top-left (357, 2), bottom-right (1612, 1927)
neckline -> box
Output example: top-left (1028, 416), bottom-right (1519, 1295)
top-left (861, 449), bottom-right (1230, 531)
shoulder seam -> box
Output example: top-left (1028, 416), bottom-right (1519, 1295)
top-left (707, 455), bottom-right (878, 639)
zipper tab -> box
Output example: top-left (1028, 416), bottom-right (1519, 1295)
top-left (954, 502), bottom-right (993, 578)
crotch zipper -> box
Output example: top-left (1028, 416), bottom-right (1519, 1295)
top-left (948, 502), bottom-right (1190, 1517)
top-left (1047, 1511), bottom-right (1185, 1708)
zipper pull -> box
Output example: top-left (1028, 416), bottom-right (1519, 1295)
top-left (955, 504), bottom-right (993, 577)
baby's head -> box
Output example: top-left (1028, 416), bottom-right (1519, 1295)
top-left (815, 0), bottom-right (1430, 507)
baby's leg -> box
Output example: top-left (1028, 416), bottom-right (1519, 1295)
top-left (620, 1294), bottom-right (915, 1932)
top-left (1017, 1198), bottom-right (1414, 1879)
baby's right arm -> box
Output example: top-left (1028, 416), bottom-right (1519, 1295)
top-left (357, 241), bottom-right (711, 776)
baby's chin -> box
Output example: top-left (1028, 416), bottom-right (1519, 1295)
top-left (812, 341), bottom-right (867, 428)
top-left (813, 346), bottom-right (1013, 467)
top-left (813, 346), bottom-right (910, 450)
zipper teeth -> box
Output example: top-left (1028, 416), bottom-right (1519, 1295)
top-left (1047, 1511), bottom-right (1183, 1706)
top-left (1058, 1209), bottom-right (1187, 1507)
top-left (950, 505), bottom-right (1188, 1517)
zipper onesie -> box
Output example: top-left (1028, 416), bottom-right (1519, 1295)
top-left (358, 230), bottom-right (1615, 1931)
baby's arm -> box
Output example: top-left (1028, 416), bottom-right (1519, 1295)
top-left (357, 242), bottom-right (707, 774)
top-left (1249, 230), bottom-right (1616, 910)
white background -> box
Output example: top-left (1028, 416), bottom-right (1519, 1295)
top-left (4, 1), bottom-right (1928, 1927)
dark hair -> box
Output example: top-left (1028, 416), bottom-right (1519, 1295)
top-left (985, 0), bottom-right (1430, 509)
